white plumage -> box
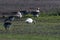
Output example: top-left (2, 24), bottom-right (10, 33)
top-left (25, 18), bottom-right (33, 23)
top-left (17, 11), bottom-right (22, 18)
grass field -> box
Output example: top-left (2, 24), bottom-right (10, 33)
top-left (0, 16), bottom-right (60, 40)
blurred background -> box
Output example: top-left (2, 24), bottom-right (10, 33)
top-left (0, 0), bottom-right (60, 12)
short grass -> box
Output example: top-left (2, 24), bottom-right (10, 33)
top-left (0, 16), bottom-right (60, 40)
top-left (0, 34), bottom-right (60, 40)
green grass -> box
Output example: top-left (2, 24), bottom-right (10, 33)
top-left (0, 34), bottom-right (60, 40)
top-left (0, 16), bottom-right (60, 40)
